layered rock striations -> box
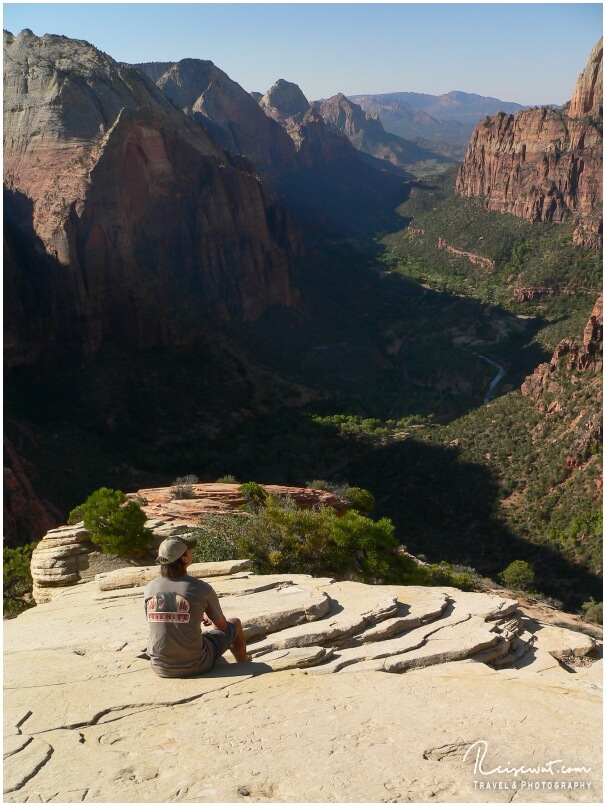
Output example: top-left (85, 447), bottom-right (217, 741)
top-left (456, 39), bottom-right (603, 245)
top-left (4, 563), bottom-right (601, 802)
top-left (4, 31), bottom-right (298, 369)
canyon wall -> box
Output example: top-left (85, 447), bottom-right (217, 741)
top-left (137, 60), bottom-right (299, 177)
top-left (4, 31), bottom-right (299, 370)
top-left (456, 39), bottom-right (602, 247)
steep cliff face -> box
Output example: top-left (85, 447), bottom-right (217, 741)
top-left (521, 295), bottom-right (603, 405)
top-left (138, 64), bottom-right (409, 236)
top-left (569, 38), bottom-right (603, 119)
top-left (521, 295), bottom-right (602, 465)
top-left (456, 39), bottom-right (602, 246)
top-left (257, 80), bottom-right (357, 165)
top-left (137, 60), bottom-right (298, 176)
top-left (4, 432), bottom-right (62, 543)
top-left (4, 31), bottom-right (298, 369)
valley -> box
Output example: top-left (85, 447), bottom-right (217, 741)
top-left (3, 30), bottom-right (602, 617)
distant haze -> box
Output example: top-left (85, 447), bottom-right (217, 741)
top-left (3, 3), bottom-right (602, 106)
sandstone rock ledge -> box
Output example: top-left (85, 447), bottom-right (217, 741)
top-left (4, 566), bottom-right (602, 803)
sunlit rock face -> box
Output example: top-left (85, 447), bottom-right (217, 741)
top-left (456, 38), bottom-right (602, 247)
top-left (4, 30), bottom-right (298, 369)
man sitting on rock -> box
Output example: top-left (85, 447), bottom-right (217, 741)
top-left (144, 535), bottom-right (247, 677)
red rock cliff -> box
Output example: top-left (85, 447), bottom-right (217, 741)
top-left (456, 39), bottom-right (602, 247)
top-left (4, 31), bottom-right (299, 369)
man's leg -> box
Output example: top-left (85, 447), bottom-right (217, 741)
top-left (227, 617), bottom-right (247, 662)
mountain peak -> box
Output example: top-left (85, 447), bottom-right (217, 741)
top-left (260, 79), bottom-right (309, 121)
top-left (568, 36), bottom-right (603, 119)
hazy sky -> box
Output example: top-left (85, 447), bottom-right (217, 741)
top-left (3, 2), bottom-right (603, 105)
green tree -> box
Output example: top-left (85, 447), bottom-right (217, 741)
top-left (343, 486), bottom-right (375, 514)
top-left (69, 487), bottom-right (152, 558)
top-left (238, 481), bottom-right (268, 512)
top-left (4, 543), bottom-right (37, 618)
top-left (499, 560), bottom-right (535, 591)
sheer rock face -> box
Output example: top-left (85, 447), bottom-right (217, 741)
top-left (137, 60), bottom-right (299, 176)
top-left (4, 31), bottom-right (298, 369)
top-left (316, 93), bottom-right (387, 143)
top-left (521, 295), bottom-right (602, 480)
top-left (456, 39), bottom-right (602, 245)
top-left (3, 434), bottom-right (61, 544)
top-left (138, 66), bottom-right (357, 174)
top-left (521, 293), bottom-right (603, 408)
top-left (569, 37), bottom-right (603, 119)
top-left (257, 80), bottom-right (357, 165)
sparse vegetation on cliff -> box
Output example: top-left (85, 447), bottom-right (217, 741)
top-left (68, 488), bottom-right (153, 558)
top-left (3, 543), bottom-right (37, 618)
top-left (193, 491), bottom-right (424, 584)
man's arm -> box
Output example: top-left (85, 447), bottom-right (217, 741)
top-left (202, 584), bottom-right (227, 630)
top-left (205, 613), bottom-right (229, 631)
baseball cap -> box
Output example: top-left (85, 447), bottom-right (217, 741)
top-left (156, 534), bottom-right (198, 564)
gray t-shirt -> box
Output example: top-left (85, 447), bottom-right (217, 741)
top-left (144, 573), bottom-right (225, 678)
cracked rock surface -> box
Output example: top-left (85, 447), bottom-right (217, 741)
top-left (4, 565), bottom-right (602, 802)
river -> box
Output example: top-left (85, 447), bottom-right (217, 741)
top-left (470, 351), bottom-right (507, 404)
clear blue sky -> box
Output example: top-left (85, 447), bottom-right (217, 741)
top-left (3, 3), bottom-right (603, 105)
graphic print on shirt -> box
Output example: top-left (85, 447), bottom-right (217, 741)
top-left (146, 591), bottom-right (191, 623)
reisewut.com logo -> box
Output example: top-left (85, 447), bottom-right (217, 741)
top-left (464, 740), bottom-right (593, 793)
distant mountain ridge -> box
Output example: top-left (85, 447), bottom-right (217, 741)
top-left (313, 93), bottom-right (454, 175)
top-left (349, 90), bottom-right (527, 151)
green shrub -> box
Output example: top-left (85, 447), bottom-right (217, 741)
top-left (69, 487), bottom-right (152, 558)
top-left (499, 560), bottom-right (535, 591)
top-left (343, 486), bottom-right (375, 513)
top-left (425, 561), bottom-right (482, 591)
top-left (172, 474), bottom-right (199, 499)
top-left (189, 519), bottom-right (239, 563)
top-left (213, 493), bottom-right (419, 584)
top-left (580, 597), bottom-right (603, 624)
top-left (234, 496), bottom-right (334, 576)
top-left (3, 543), bottom-right (38, 618)
top-left (238, 481), bottom-right (268, 512)
top-left (216, 474), bottom-right (238, 483)
top-left (305, 479), bottom-right (333, 491)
